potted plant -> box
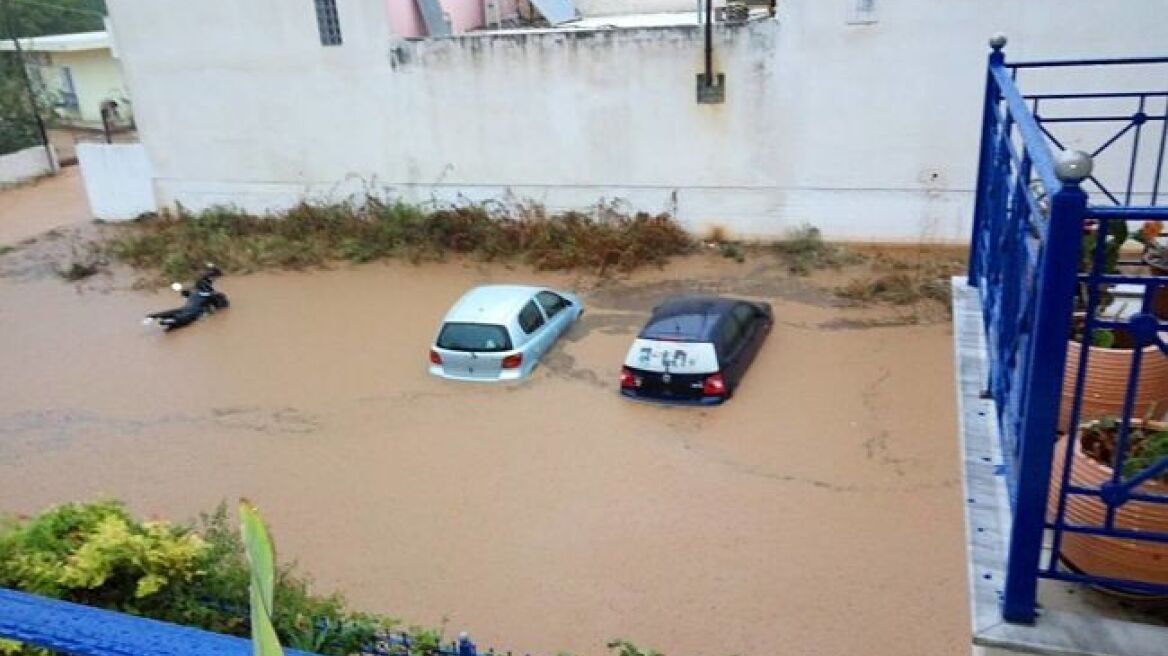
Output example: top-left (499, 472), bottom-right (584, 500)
top-left (1133, 220), bottom-right (1168, 318)
top-left (1049, 417), bottom-right (1168, 590)
top-left (1059, 221), bottom-right (1168, 430)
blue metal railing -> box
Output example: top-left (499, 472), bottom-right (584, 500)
top-left (0, 587), bottom-right (490, 656)
top-left (969, 38), bottom-right (1168, 622)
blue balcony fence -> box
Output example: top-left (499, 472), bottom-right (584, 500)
top-left (968, 36), bottom-right (1168, 622)
top-left (0, 587), bottom-right (487, 656)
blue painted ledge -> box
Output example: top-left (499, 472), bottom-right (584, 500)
top-left (0, 588), bottom-right (319, 656)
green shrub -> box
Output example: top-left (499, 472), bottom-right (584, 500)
top-left (772, 224), bottom-right (862, 275)
top-left (0, 501), bottom-right (400, 655)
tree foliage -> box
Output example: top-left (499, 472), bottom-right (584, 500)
top-left (0, 0), bottom-right (107, 38)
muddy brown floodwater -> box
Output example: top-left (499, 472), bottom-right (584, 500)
top-left (0, 252), bottom-right (969, 656)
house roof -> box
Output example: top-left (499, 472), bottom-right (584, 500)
top-left (0, 31), bottom-right (110, 53)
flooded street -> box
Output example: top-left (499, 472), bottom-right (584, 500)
top-left (0, 253), bottom-right (968, 655)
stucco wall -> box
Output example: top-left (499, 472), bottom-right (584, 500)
top-left (105, 0), bottom-right (1168, 242)
top-left (48, 49), bottom-right (130, 124)
top-left (76, 143), bottom-right (155, 220)
top-left (0, 145), bottom-right (57, 186)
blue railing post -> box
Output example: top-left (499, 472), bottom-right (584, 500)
top-left (1000, 151), bottom-right (1093, 623)
top-left (969, 33), bottom-right (1008, 285)
top-left (457, 631), bottom-right (477, 656)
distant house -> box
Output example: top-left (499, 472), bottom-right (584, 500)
top-left (0, 31), bottom-right (131, 128)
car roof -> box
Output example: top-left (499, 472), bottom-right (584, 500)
top-left (641, 295), bottom-right (742, 341)
top-left (444, 285), bottom-right (544, 325)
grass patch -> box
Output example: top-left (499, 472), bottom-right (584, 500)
top-left (107, 201), bottom-right (693, 280)
top-left (772, 224), bottom-right (863, 275)
top-left (0, 245), bottom-right (14, 256)
top-left (834, 251), bottom-right (965, 310)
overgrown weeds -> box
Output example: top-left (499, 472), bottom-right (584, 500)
top-left (106, 200), bottom-right (693, 281)
top-left (834, 251), bottom-right (965, 311)
top-left (772, 224), bottom-right (864, 275)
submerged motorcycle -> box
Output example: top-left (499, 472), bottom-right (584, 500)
top-left (143, 264), bottom-right (230, 331)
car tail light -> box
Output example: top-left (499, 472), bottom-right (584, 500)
top-left (501, 353), bottom-right (523, 369)
top-left (703, 372), bottom-right (726, 396)
top-left (620, 367), bottom-right (636, 388)
top-left (429, 349), bottom-right (442, 365)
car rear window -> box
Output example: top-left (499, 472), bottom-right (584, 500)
top-left (639, 313), bottom-right (710, 342)
top-left (437, 323), bottom-right (512, 352)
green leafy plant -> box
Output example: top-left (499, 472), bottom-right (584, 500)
top-left (239, 499), bottom-right (284, 656)
top-left (1080, 417), bottom-right (1168, 483)
top-left (0, 500), bottom-right (401, 655)
top-left (1079, 219), bottom-right (1128, 275)
top-left (772, 224), bottom-right (862, 275)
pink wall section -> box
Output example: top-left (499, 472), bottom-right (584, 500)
top-left (386, 0), bottom-right (518, 37)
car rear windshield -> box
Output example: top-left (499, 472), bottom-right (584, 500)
top-left (639, 313), bottom-right (710, 342)
top-left (437, 322), bottom-right (512, 352)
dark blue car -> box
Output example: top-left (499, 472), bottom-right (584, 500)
top-left (619, 295), bottom-right (773, 404)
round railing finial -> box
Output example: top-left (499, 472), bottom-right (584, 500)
top-left (989, 33), bottom-right (1008, 50)
top-left (1055, 150), bottom-right (1094, 183)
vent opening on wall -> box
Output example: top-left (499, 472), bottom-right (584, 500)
top-left (315, 0), bottom-right (343, 46)
top-left (846, 0), bottom-right (878, 25)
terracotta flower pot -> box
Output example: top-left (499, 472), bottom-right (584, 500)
top-left (1048, 420), bottom-right (1168, 590)
top-left (1145, 251), bottom-right (1168, 320)
top-left (1059, 338), bottom-right (1168, 432)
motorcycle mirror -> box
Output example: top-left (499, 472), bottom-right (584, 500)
top-left (170, 282), bottom-right (183, 292)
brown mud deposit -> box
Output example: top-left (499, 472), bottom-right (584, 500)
top-left (0, 252), bottom-right (967, 655)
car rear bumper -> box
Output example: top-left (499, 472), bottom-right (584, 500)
top-left (619, 388), bottom-right (726, 405)
top-left (428, 365), bottom-right (526, 382)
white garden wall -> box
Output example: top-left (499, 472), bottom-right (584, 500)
top-left (76, 143), bottom-right (155, 220)
top-left (104, 0), bottom-right (1168, 242)
top-left (0, 145), bottom-right (57, 186)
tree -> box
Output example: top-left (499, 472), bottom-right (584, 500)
top-left (0, 0), bottom-right (106, 38)
top-left (0, 0), bottom-right (107, 153)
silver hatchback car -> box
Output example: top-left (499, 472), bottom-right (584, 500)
top-left (429, 285), bottom-right (584, 381)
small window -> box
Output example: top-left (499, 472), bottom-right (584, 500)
top-left (315, 0), bottom-right (343, 46)
top-left (536, 291), bottom-right (570, 318)
top-left (59, 66), bottom-right (79, 108)
top-left (732, 304), bottom-right (757, 327)
top-left (846, 0), bottom-right (878, 24)
top-left (640, 313), bottom-right (711, 342)
top-left (437, 323), bottom-right (511, 352)
top-left (719, 315), bottom-right (744, 355)
top-left (518, 300), bottom-right (546, 334)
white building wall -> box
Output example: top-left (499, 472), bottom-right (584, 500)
top-left (105, 0), bottom-right (1168, 242)
top-left (0, 145), bottom-right (57, 186)
top-left (76, 143), bottom-right (156, 220)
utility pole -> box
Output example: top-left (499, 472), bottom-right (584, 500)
top-left (2, 0), bottom-right (54, 171)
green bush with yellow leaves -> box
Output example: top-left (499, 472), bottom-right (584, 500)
top-left (0, 500), bottom-right (399, 655)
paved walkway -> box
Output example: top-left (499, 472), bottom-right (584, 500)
top-left (0, 167), bottom-right (92, 246)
